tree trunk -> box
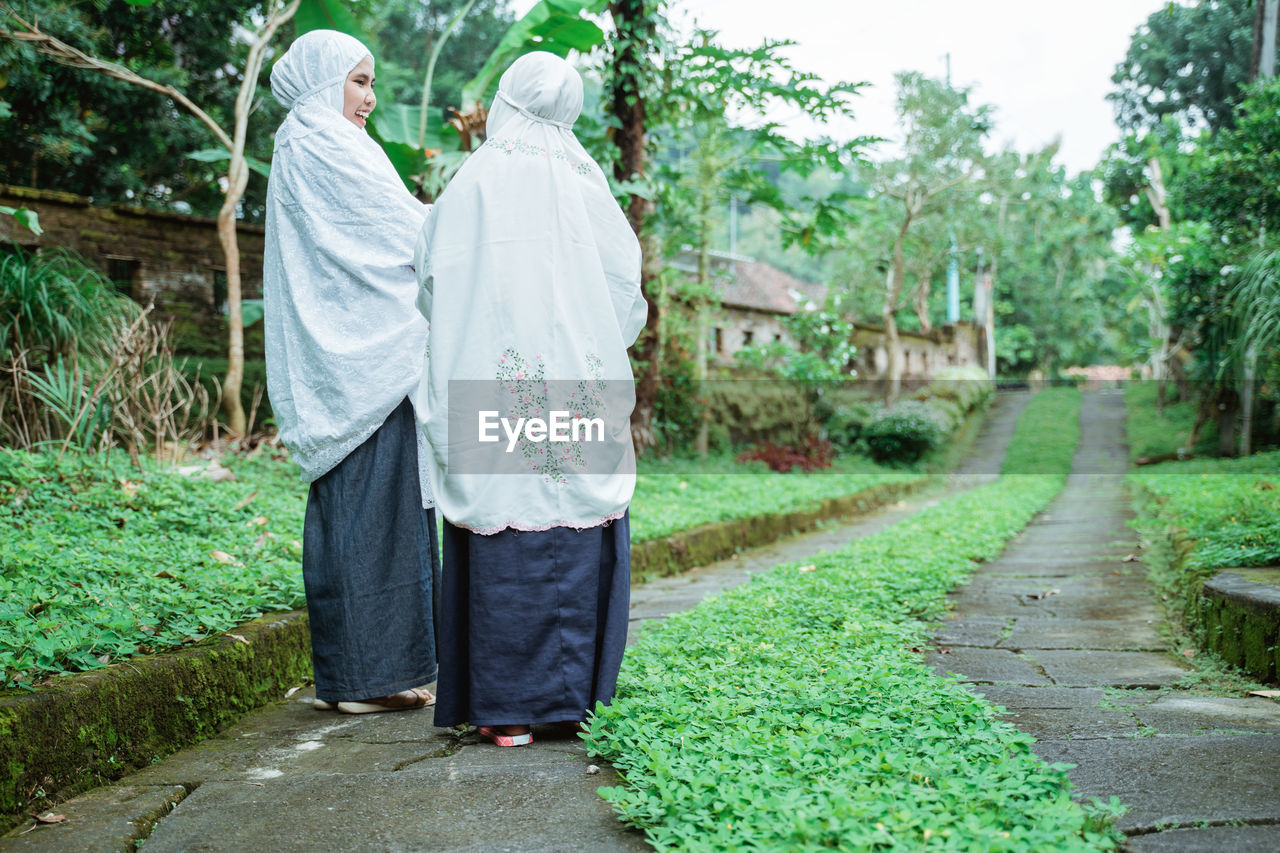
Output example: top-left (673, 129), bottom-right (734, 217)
top-left (912, 264), bottom-right (934, 332)
top-left (1144, 158), bottom-right (1172, 229)
top-left (608, 0), bottom-right (661, 454)
top-left (1216, 389), bottom-right (1240, 457)
top-left (883, 213), bottom-right (912, 406)
top-left (694, 195), bottom-right (712, 456)
top-left (219, 0), bottom-right (299, 437)
top-left (218, 200), bottom-right (247, 436)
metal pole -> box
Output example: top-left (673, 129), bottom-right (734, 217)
top-left (1262, 0), bottom-right (1278, 78)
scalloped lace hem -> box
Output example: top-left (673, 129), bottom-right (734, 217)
top-left (448, 508), bottom-right (626, 537)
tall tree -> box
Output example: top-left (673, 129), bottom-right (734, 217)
top-left (605, 0), bottom-right (663, 451)
top-left (874, 71), bottom-right (989, 400)
top-left (1109, 0), bottom-right (1258, 135)
top-left (0, 0), bottom-right (283, 221)
top-left (2, 1), bottom-right (299, 435)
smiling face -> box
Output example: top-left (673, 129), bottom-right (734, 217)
top-left (342, 55), bottom-right (375, 129)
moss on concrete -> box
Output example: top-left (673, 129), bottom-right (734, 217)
top-left (0, 611), bottom-right (310, 832)
top-left (1198, 571), bottom-right (1280, 685)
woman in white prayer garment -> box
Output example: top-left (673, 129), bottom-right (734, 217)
top-left (413, 51), bottom-right (647, 747)
top-left (264, 29), bottom-right (438, 714)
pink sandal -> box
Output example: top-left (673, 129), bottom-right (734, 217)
top-left (476, 725), bottom-right (533, 747)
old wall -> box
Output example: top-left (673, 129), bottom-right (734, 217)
top-left (1, 184), bottom-right (266, 357)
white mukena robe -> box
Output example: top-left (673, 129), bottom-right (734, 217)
top-left (263, 29), bottom-right (433, 505)
top-left (413, 51), bottom-right (646, 534)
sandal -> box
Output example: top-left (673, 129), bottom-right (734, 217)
top-left (337, 688), bottom-right (435, 714)
top-left (476, 725), bottom-right (533, 747)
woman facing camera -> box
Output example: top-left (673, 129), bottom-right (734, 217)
top-left (413, 52), bottom-right (647, 747)
top-left (264, 29), bottom-right (439, 714)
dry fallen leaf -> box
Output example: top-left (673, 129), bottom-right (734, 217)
top-left (1122, 554), bottom-right (1138, 562)
top-left (1257, 481), bottom-right (1275, 491)
top-left (224, 633), bottom-right (249, 646)
top-left (798, 564), bottom-right (817, 573)
top-left (232, 490), bottom-right (259, 511)
top-left (250, 516), bottom-right (269, 527)
top-left (1181, 649), bottom-right (1197, 658)
top-left (155, 570), bottom-right (176, 580)
top-left (586, 765), bottom-right (600, 775)
top-left (209, 550), bottom-right (235, 564)
top-left (35, 813), bottom-right (67, 825)
top-left (1249, 689), bottom-right (1280, 699)
top-left (285, 686), bottom-right (302, 699)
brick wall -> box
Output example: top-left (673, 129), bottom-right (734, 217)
top-left (0, 184), bottom-right (265, 357)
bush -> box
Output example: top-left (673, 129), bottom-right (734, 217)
top-left (824, 400), bottom-right (876, 452)
top-left (736, 436), bottom-right (834, 473)
top-left (0, 246), bottom-right (132, 361)
top-left (862, 404), bottom-right (946, 464)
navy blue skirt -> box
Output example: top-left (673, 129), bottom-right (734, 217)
top-left (433, 513), bottom-right (631, 728)
top-left (302, 398), bottom-right (440, 702)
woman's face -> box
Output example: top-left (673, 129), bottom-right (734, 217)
top-left (343, 56), bottom-right (376, 129)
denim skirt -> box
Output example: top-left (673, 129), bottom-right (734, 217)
top-left (433, 513), bottom-right (631, 728)
top-left (302, 397), bottom-right (440, 701)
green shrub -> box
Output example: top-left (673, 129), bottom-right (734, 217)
top-left (0, 246), bottom-right (133, 361)
top-left (862, 404), bottom-right (945, 464)
top-left (824, 400), bottom-right (875, 452)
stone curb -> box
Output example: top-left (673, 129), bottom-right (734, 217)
top-left (1199, 570), bottom-right (1280, 683)
top-left (0, 611), bottom-right (311, 830)
top-left (0, 474), bottom-right (933, 832)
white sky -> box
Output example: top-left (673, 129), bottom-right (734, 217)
top-left (508, 0), bottom-right (1165, 175)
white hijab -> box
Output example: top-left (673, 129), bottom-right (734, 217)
top-left (414, 51), bottom-right (646, 535)
top-left (264, 29), bottom-right (433, 506)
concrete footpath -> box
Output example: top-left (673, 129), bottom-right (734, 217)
top-left (929, 391), bottom-right (1280, 851)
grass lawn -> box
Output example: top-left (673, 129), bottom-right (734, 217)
top-left (584, 389), bottom-right (1122, 850)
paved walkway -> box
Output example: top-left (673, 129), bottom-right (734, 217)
top-left (928, 391), bottom-right (1280, 851)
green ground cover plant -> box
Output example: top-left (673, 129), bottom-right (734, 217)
top-left (0, 450), bottom-right (308, 689)
top-left (630, 455), bottom-right (923, 544)
top-left (1129, 450), bottom-right (1280, 628)
top-left (1000, 386), bottom-right (1082, 475)
top-left (585, 389), bottom-right (1118, 851)
top-left (1, 447), bottom-right (922, 688)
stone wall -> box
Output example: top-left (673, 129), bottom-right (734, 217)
top-left (710, 302), bottom-right (982, 381)
top-left (711, 306), bottom-right (790, 365)
top-left (1, 184), bottom-right (265, 357)
top-left (850, 321), bottom-right (981, 381)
